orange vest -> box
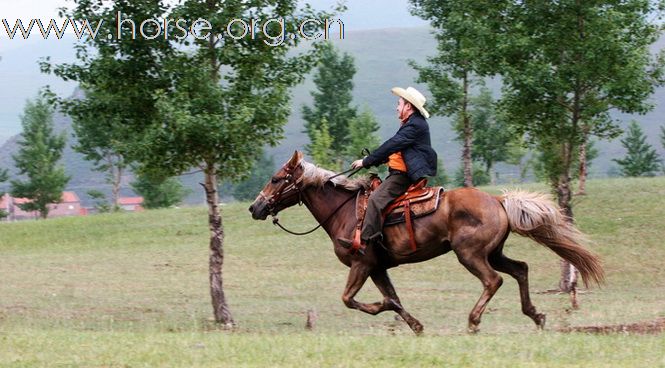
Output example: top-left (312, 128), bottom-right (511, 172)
top-left (388, 152), bottom-right (407, 172)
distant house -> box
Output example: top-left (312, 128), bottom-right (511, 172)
top-left (0, 192), bottom-right (84, 221)
top-left (49, 192), bottom-right (83, 217)
top-left (118, 196), bottom-right (144, 212)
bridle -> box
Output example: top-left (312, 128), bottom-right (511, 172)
top-left (260, 164), bottom-right (305, 217)
top-left (261, 163), bottom-right (363, 236)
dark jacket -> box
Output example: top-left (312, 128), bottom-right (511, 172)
top-left (362, 112), bottom-right (438, 182)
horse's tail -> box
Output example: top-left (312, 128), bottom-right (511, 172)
top-left (499, 189), bottom-right (605, 287)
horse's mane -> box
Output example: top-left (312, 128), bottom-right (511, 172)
top-left (300, 160), bottom-right (370, 191)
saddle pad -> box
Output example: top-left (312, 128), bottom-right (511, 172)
top-left (384, 187), bottom-right (444, 227)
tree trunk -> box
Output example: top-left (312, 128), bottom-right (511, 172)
top-left (576, 128), bottom-right (589, 196)
top-left (111, 164), bottom-right (123, 210)
top-left (555, 140), bottom-right (580, 310)
top-left (462, 70), bottom-right (473, 187)
top-left (203, 164), bottom-right (234, 326)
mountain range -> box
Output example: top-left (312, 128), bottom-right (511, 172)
top-left (1, 26), bottom-right (664, 205)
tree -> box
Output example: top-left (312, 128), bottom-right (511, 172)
top-left (309, 119), bottom-right (337, 170)
top-left (534, 140), bottom-right (598, 185)
top-left (232, 153), bottom-right (275, 202)
top-left (346, 107), bottom-right (381, 161)
top-left (130, 0), bottom-right (338, 326)
top-left (575, 138), bottom-right (599, 195)
top-left (10, 97), bottom-right (69, 219)
top-left (302, 42), bottom-right (357, 164)
top-left (504, 138), bottom-right (534, 183)
top-left (468, 87), bottom-right (514, 184)
top-left (87, 190), bottom-right (111, 213)
top-left (410, 1), bottom-right (499, 188)
top-left (67, 89), bottom-right (131, 210)
top-left (41, 1), bottom-right (173, 209)
top-left (131, 174), bottom-right (188, 209)
top-left (613, 121), bottom-right (662, 177)
top-left (453, 162), bottom-right (491, 188)
top-left (429, 159), bottom-right (451, 187)
top-left (491, 0), bottom-right (665, 294)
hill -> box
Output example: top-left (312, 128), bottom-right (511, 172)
top-left (0, 176), bottom-right (664, 366)
top-left (1, 27), bottom-right (665, 205)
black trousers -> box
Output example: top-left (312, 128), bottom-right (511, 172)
top-left (361, 172), bottom-right (412, 242)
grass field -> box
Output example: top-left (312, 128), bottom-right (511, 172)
top-left (1, 177), bottom-right (664, 367)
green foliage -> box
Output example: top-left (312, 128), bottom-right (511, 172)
top-left (133, 1), bottom-right (337, 180)
top-left (613, 121), bottom-right (662, 177)
top-left (302, 42), bottom-right (357, 161)
top-left (10, 97), bottom-right (69, 219)
top-left (410, 0), bottom-right (500, 188)
top-left (429, 159), bottom-right (451, 187)
top-left (87, 190), bottom-right (111, 213)
top-left (504, 138), bottom-right (534, 183)
top-left (308, 119), bottom-right (338, 170)
top-left (453, 162), bottom-right (490, 187)
top-left (484, 0), bottom-right (665, 213)
top-left (409, 0), bottom-right (496, 115)
top-left (130, 174), bottom-right (188, 209)
top-left (534, 139), bottom-right (600, 183)
top-left (468, 88), bottom-right (514, 175)
top-left (231, 153), bottom-right (275, 202)
top-left (41, 0), bottom-right (173, 165)
top-left (345, 107), bottom-right (381, 161)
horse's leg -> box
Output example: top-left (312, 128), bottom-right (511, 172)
top-left (454, 241), bottom-right (503, 333)
top-left (489, 250), bottom-right (546, 329)
top-left (370, 268), bottom-right (424, 335)
top-left (340, 262), bottom-right (377, 312)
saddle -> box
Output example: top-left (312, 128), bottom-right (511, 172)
top-left (352, 176), bottom-right (444, 253)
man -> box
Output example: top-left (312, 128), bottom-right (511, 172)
top-left (338, 86), bottom-right (437, 253)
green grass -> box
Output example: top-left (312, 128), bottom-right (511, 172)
top-left (1, 177), bottom-right (664, 367)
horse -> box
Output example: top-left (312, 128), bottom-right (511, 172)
top-left (248, 151), bottom-right (604, 335)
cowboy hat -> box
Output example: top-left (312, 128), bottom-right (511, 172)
top-left (391, 86), bottom-right (430, 119)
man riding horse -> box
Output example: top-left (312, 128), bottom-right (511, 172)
top-left (337, 86), bottom-right (438, 254)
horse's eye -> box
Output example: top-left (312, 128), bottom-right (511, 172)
top-left (271, 177), bottom-right (280, 184)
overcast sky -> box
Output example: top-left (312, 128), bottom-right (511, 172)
top-left (0, 0), bottom-right (427, 32)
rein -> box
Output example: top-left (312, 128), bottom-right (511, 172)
top-left (272, 191), bottom-right (357, 235)
top-left (271, 166), bottom-right (363, 236)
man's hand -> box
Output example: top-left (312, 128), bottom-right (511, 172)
top-left (351, 159), bottom-right (364, 169)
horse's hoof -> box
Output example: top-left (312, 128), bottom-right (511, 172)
top-left (536, 313), bottom-right (547, 330)
top-left (468, 324), bottom-right (480, 334)
top-left (412, 322), bottom-right (424, 336)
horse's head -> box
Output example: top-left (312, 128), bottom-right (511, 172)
top-left (249, 151), bottom-right (306, 220)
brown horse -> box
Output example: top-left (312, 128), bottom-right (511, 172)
top-left (249, 151), bottom-right (604, 334)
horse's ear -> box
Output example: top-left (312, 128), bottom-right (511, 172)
top-left (287, 150), bottom-right (303, 167)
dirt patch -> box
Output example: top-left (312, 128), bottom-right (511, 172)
top-left (560, 318), bottom-right (665, 335)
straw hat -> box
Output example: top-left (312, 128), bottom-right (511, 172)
top-left (391, 86), bottom-right (430, 119)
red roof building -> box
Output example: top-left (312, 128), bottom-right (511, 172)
top-left (1, 192), bottom-right (83, 221)
top-left (118, 196), bottom-right (144, 212)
